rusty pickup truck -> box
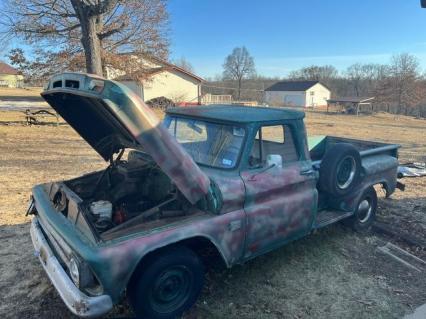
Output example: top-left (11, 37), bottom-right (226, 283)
top-left (28, 73), bottom-right (402, 318)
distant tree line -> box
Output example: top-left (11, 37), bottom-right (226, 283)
top-left (204, 49), bottom-right (426, 117)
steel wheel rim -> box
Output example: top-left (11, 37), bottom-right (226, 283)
top-left (337, 156), bottom-right (356, 190)
top-left (149, 265), bottom-right (193, 314)
top-left (358, 199), bottom-right (372, 223)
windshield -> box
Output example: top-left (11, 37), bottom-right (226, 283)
top-left (163, 115), bottom-right (245, 169)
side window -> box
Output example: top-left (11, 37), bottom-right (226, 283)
top-left (249, 125), bottom-right (299, 168)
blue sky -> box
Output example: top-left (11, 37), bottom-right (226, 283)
top-left (168, 0), bottom-right (426, 78)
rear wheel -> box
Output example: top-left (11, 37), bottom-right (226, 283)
top-left (128, 246), bottom-right (204, 319)
top-left (343, 187), bottom-right (377, 232)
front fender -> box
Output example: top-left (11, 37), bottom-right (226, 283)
top-left (90, 209), bottom-right (246, 303)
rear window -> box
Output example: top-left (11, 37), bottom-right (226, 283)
top-left (249, 125), bottom-right (299, 167)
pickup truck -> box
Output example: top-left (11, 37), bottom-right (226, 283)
top-left (28, 73), bottom-right (402, 319)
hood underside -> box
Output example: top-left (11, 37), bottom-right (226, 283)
top-left (41, 72), bottom-right (210, 204)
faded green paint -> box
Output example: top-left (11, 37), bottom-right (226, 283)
top-left (307, 135), bottom-right (326, 151)
top-left (29, 73), bottom-right (401, 317)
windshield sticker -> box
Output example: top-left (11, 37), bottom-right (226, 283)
top-left (222, 158), bottom-right (233, 166)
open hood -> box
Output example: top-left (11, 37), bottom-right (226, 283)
top-left (41, 72), bottom-right (210, 204)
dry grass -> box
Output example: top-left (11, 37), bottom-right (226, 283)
top-left (305, 110), bottom-right (426, 163)
top-left (0, 87), bottom-right (43, 97)
top-left (0, 108), bottom-right (425, 319)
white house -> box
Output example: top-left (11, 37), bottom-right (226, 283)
top-left (265, 80), bottom-right (330, 108)
top-left (0, 62), bottom-right (24, 88)
top-left (108, 57), bottom-right (204, 105)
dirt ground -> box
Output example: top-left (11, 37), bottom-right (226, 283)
top-left (0, 108), bottom-right (425, 319)
top-left (0, 87), bottom-right (47, 111)
top-left (0, 87), bottom-right (43, 99)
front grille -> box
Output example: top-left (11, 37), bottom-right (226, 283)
top-left (37, 217), bottom-right (72, 269)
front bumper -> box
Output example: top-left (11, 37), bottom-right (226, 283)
top-left (30, 217), bottom-right (113, 318)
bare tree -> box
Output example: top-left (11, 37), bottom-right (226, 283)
top-left (173, 57), bottom-right (194, 73)
top-left (389, 53), bottom-right (420, 115)
top-left (1, 0), bottom-right (169, 76)
top-left (7, 48), bottom-right (28, 74)
top-left (223, 46), bottom-right (255, 100)
top-left (346, 63), bottom-right (380, 97)
top-left (8, 48), bottom-right (80, 84)
top-left (288, 65), bottom-right (338, 82)
top-left (346, 63), bottom-right (364, 97)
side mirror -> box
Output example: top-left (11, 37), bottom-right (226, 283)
top-left (266, 154), bottom-right (282, 168)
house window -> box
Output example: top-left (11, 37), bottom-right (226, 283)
top-left (310, 91), bottom-right (315, 96)
top-left (249, 125), bottom-right (299, 168)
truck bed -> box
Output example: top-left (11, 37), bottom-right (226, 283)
top-left (308, 135), bottom-right (400, 164)
top-left (309, 135), bottom-right (400, 219)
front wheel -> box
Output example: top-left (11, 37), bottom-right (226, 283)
top-left (343, 186), bottom-right (377, 232)
top-left (128, 246), bottom-right (204, 319)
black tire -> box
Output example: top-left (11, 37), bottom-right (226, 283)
top-left (128, 246), bottom-right (204, 319)
top-left (343, 187), bottom-right (377, 232)
top-left (319, 143), bottom-right (362, 197)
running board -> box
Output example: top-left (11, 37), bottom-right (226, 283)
top-left (314, 210), bottom-right (353, 229)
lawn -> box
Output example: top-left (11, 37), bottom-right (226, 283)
top-left (0, 108), bottom-right (424, 319)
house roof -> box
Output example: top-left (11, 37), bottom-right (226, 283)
top-left (265, 80), bottom-right (326, 92)
top-left (327, 97), bottom-right (374, 104)
top-left (149, 56), bottom-right (205, 83)
top-left (114, 67), bottom-right (165, 81)
top-left (114, 54), bottom-right (204, 83)
top-left (166, 105), bottom-right (305, 123)
top-left (0, 62), bottom-right (19, 75)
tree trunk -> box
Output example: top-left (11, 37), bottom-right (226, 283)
top-left (237, 77), bottom-right (242, 100)
top-left (80, 15), bottom-right (103, 75)
top-left (71, 0), bottom-right (103, 76)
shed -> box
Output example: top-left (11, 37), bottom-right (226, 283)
top-left (327, 97), bottom-right (375, 115)
top-left (0, 62), bottom-right (24, 88)
top-left (265, 80), bottom-right (330, 108)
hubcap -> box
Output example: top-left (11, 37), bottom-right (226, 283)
top-left (149, 265), bottom-right (192, 313)
top-left (358, 199), bottom-right (372, 223)
top-left (337, 156), bottom-right (356, 190)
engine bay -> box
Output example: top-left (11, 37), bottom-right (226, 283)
top-left (58, 151), bottom-right (194, 236)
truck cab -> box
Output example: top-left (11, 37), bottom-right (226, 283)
top-left (28, 73), bottom-right (400, 319)
top-left (164, 106), bottom-right (318, 258)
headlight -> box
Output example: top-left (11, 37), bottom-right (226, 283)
top-left (69, 257), bottom-right (80, 287)
top-left (69, 257), bottom-right (98, 290)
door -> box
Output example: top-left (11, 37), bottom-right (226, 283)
top-left (241, 124), bottom-right (317, 258)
